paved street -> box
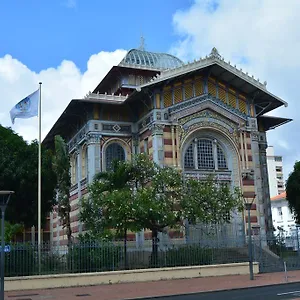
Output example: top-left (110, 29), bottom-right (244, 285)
top-left (137, 283), bottom-right (300, 300)
top-left (6, 271), bottom-right (300, 300)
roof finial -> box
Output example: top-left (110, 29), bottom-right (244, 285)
top-left (139, 35), bottom-right (145, 51)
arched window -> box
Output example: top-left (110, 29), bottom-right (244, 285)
top-left (105, 143), bottom-right (125, 171)
top-left (184, 138), bottom-right (227, 170)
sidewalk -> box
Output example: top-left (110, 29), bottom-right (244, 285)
top-left (5, 270), bottom-right (300, 300)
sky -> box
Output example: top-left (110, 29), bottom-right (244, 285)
top-left (0, 0), bottom-right (298, 178)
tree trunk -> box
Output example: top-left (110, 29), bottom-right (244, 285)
top-left (151, 228), bottom-right (159, 267)
top-left (124, 229), bottom-right (128, 269)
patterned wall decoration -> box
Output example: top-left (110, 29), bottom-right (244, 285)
top-left (177, 109), bottom-right (240, 148)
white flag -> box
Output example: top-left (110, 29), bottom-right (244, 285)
top-left (10, 89), bottom-right (39, 124)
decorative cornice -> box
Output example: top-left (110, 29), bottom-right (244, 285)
top-left (87, 132), bottom-right (102, 144)
top-left (150, 123), bottom-right (165, 135)
top-left (84, 91), bottom-right (128, 104)
top-left (169, 94), bottom-right (247, 123)
top-left (140, 47), bottom-right (267, 91)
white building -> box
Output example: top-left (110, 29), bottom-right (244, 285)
top-left (271, 192), bottom-right (296, 237)
top-left (267, 146), bottom-right (285, 197)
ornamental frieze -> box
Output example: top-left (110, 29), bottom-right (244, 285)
top-left (169, 94), bottom-right (247, 123)
top-left (177, 110), bottom-right (239, 147)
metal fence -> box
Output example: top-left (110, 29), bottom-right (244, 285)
top-left (4, 236), bottom-right (250, 277)
top-left (253, 235), bottom-right (300, 273)
top-left (4, 233), bottom-right (300, 277)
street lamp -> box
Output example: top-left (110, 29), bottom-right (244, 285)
top-left (244, 193), bottom-right (256, 281)
top-left (0, 191), bottom-right (14, 300)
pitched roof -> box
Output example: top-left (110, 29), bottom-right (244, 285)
top-left (271, 191), bottom-right (286, 201)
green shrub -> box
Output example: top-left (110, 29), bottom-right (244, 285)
top-left (41, 252), bottom-right (66, 274)
top-left (68, 241), bottom-right (122, 273)
top-left (164, 245), bottom-right (213, 267)
top-left (5, 243), bottom-right (36, 276)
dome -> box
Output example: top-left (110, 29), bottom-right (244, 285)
top-left (119, 49), bottom-right (184, 70)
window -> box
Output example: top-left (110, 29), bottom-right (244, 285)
top-left (144, 138), bottom-right (149, 155)
top-left (105, 143), bottom-right (125, 171)
top-left (278, 207), bottom-right (283, 220)
top-left (184, 138), bottom-right (227, 170)
top-left (275, 156), bottom-right (282, 162)
top-left (276, 166), bottom-right (282, 172)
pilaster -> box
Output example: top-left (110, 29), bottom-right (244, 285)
top-left (150, 124), bottom-right (165, 165)
top-left (250, 131), bottom-right (267, 240)
top-left (87, 133), bottom-right (102, 184)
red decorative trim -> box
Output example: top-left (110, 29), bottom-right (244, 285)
top-left (164, 139), bottom-right (172, 145)
top-left (164, 151), bottom-right (173, 158)
top-left (245, 215), bottom-right (258, 223)
top-left (163, 126), bottom-right (171, 132)
top-left (70, 193), bottom-right (78, 201)
top-left (243, 179), bottom-right (255, 186)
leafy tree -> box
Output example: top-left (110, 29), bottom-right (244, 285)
top-left (181, 178), bottom-right (243, 225)
top-left (132, 156), bottom-right (183, 264)
top-left (0, 125), bottom-right (56, 228)
top-left (53, 135), bottom-right (72, 246)
top-left (286, 161), bottom-right (300, 223)
top-left (81, 154), bottom-right (243, 267)
top-left (81, 161), bottom-right (142, 268)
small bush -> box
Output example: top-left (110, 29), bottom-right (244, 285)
top-left (68, 241), bottom-right (122, 273)
top-left (5, 243), bottom-right (36, 276)
top-left (41, 252), bottom-right (66, 274)
top-left (164, 245), bottom-right (213, 267)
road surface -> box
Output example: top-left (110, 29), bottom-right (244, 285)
top-left (137, 282), bottom-right (300, 299)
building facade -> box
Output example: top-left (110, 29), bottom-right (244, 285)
top-left (267, 146), bottom-right (285, 197)
top-left (271, 192), bottom-right (296, 237)
top-left (44, 47), bottom-right (291, 246)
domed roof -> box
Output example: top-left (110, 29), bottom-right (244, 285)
top-left (119, 48), bottom-right (184, 70)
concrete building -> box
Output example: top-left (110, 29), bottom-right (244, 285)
top-left (271, 192), bottom-right (295, 237)
top-left (43, 46), bottom-right (291, 245)
top-left (267, 146), bottom-right (285, 197)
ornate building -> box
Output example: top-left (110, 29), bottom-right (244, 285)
top-left (44, 47), bottom-right (291, 246)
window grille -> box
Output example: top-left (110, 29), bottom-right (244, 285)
top-left (184, 138), bottom-right (227, 171)
top-left (184, 144), bottom-right (194, 169)
top-left (106, 143), bottom-right (125, 171)
top-left (197, 139), bottom-right (214, 169)
top-left (217, 145), bottom-right (227, 169)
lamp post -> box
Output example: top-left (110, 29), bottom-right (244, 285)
top-left (244, 194), bottom-right (256, 281)
top-left (0, 191), bottom-right (14, 300)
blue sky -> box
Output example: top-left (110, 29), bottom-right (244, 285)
top-left (0, 0), bottom-right (299, 177)
top-left (0, 0), bottom-right (193, 72)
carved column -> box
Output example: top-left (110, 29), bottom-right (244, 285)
top-left (150, 124), bottom-right (165, 166)
top-left (87, 133), bottom-right (102, 184)
top-left (250, 131), bottom-right (267, 241)
top-left (258, 132), bottom-right (273, 238)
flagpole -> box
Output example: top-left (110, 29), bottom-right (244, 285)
top-left (38, 82), bottom-right (42, 274)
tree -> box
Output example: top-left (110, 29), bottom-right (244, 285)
top-left (0, 125), bottom-right (56, 228)
top-left (81, 154), bottom-right (243, 267)
top-left (181, 178), bottom-right (243, 225)
top-left (53, 135), bottom-right (72, 246)
top-left (286, 161), bottom-right (300, 223)
top-left (131, 156), bottom-right (183, 264)
top-left (81, 160), bottom-right (142, 268)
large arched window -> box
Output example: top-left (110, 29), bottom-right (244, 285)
top-left (105, 143), bottom-right (125, 171)
top-left (184, 138), bottom-right (227, 170)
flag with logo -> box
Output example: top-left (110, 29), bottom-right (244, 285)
top-left (10, 89), bottom-right (39, 124)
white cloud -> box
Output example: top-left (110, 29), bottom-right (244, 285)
top-left (171, 0), bottom-right (300, 177)
top-left (0, 50), bottom-right (126, 142)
